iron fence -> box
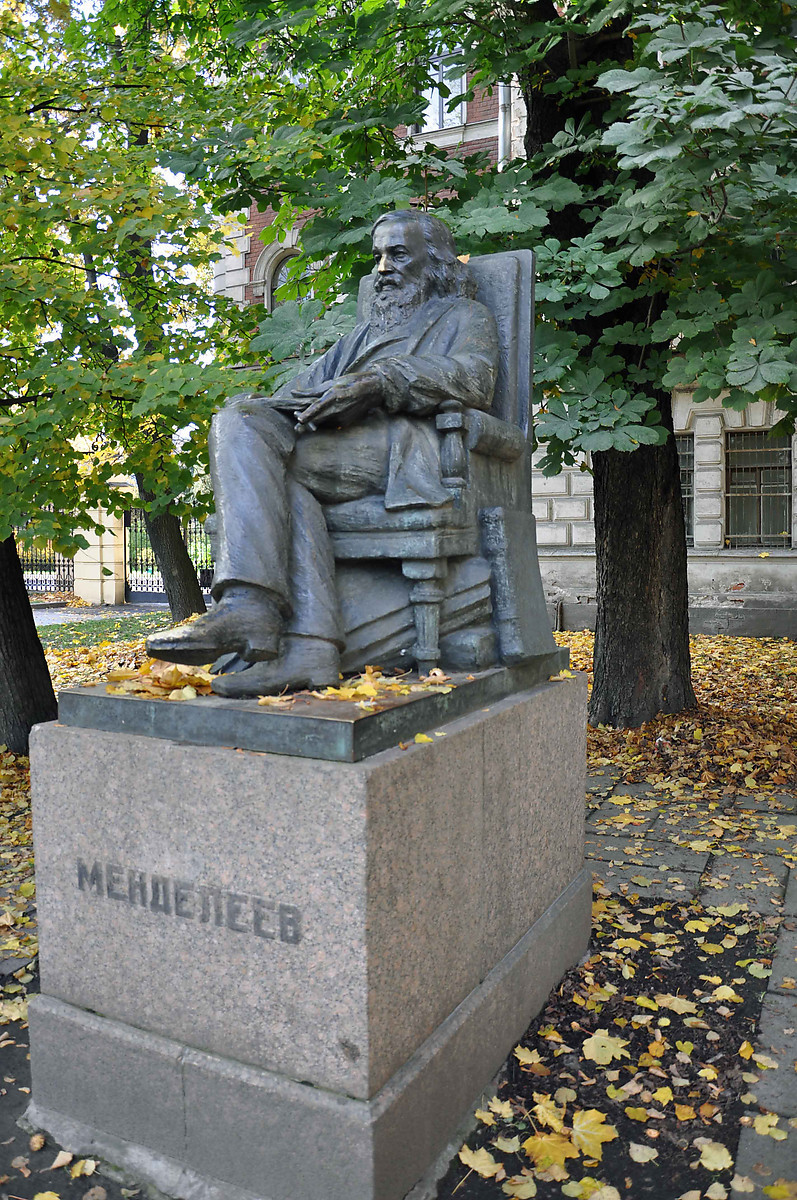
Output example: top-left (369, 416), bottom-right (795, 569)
top-left (126, 509), bottom-right (214, 598)
top-left (15, 532), bottom-right (75, 594)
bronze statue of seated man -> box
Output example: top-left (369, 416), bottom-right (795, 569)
top-left (146, 210), bottom-right (499, 696)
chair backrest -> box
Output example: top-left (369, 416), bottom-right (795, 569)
top-left (357, 248), bottom-right (534, 437)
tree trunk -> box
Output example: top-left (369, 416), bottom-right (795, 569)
top-left (136, 478), bottom-right (207, 623)
top-left (0, 536), bottom-right (58, 753)
top-left (588, 394), bottom-right (696, 727)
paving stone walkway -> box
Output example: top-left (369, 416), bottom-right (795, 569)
top-left (586, 770), bottom-right (797, 1195)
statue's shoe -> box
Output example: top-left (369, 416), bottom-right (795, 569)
top-left (146, 604), bottom-right (281, 666)
top-left (211, 637), bottom-right (340, 697)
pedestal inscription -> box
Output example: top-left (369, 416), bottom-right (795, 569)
top-left (76, 860), bottom-right (303, 944)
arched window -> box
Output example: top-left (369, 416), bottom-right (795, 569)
top-left (251, 228), bottom-right (303, 310)
top-left (269, 252), bottom-right (299, 309)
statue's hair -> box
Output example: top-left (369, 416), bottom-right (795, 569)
top-left (371, 209), bottom-right (477, 300)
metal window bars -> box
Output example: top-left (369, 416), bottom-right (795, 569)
top-left (725, 431), bottom-right (792, 548)
top-left (675, 433), bottom-right (694, 548)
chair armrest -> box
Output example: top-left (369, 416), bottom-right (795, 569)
top-left (464, 411), bottom-right (527, 461)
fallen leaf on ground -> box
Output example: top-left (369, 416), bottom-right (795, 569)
top-left (458, 1144), bottom-right (504, 1178)
top-left (699, 1140), bottom-right (734, 1170)
top-left (581, 1030), bottom-right (630, 1064)
top-left (570, 1109), bottom-right (618, 1160)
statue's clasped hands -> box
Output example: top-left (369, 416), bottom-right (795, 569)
top-left (292, 372), bottom-right (381, 433)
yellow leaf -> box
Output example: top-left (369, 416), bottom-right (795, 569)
top-left (570, 1109), bottom-right (618, 1160)
top-left (754, 1113), bottom-right (784, 1138)
top-left (730, 1176), bottom-right (756, 1194)
top-left (714, 903), bottom-right (746, 916)
top-left (494, 1135), bottom-right (522, 1153)
top-left (33, 1194), bottom-right (62, 1200)
top-left (502, 1178), bottom-right (537, 1199)
top-left (458, 1144), bottom-right (504, 1178)
top-left (489, 1096), bottom-right (514, 1119)
top-left (699, 1141), bottom-right (733, 1170)
top-left (763, 1185), bottom-right (797, 1199)
top-left (739, 1040), bottom-right (754, 1059)
top-left (653, 1086), bottom-right (673, 1104)
top-left (70, 1158), bottom-right (97, 1178)
top-left (581, 1029), bottom-right (630, 1064)
top-left (674, 1104), bottom-right (696, 1121)
top-left (655, 994), bottom-right (698, 1014)
top-left (676, 1040), bottom-right (694, 1055)
top-left (629, 1142), bottom-right (659, 1163)
top-left (522, 1131), bottom-right (579, 1169)
top-left (414, 733), bottom-right (434, 743)
top-left (712, 985), bottom-right (742, 1002)
top-left (625, 1106), bottom-right (648, 1121)
top-left (475, 1108), bottom-right (496, 1126)
top-left (532, 1092), bottom-right (566, 1132)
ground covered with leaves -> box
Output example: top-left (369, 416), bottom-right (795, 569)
top-left (435, 890), bottom-right (782, 1200)
top-left (0, 623), bottom-right (794, 1199)
top-left (565, 632), bottom-right (797, 801)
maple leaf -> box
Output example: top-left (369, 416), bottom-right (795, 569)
top-left (570, 1109), bottom-right (618, 1160)
top-left (458, 1144), bottom-right (504, 1177)
top-left (522, 1132), bottom-right (579, 1170)
top-left (475, 1108), bottom-right (496, 1126)
top-left (489, 1096), bottom-right (515, 1120)
top-left (581, 1029), bottom-right (630, 1065)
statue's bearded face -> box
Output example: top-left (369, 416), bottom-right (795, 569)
top-left (370, 218), bottom-right (432, 333)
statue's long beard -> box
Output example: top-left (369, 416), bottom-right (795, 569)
top-left (370, 276), bottom-right (431, 335)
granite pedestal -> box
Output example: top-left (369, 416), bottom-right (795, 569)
top-left (26, 673), bottom-right (590, 1200)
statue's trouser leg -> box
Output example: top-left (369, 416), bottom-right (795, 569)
top-left (287, 419), bottom-right (390, 643)
top-left (210, 399), bottom-right (390, 646)
top-left (209, 398), bottom-right (294, 614)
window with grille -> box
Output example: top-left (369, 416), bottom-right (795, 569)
top-left (675, 434), bottom-right (694, 548)
top-left (725, 431), bottom-right (792, 548)
top-left (268, 252), bottom-right (313, 311)
top-left (417, 57), bottom-right (466, 133)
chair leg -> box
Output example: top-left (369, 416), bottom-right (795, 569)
top-left (402, 559), bottom-right (447, 675)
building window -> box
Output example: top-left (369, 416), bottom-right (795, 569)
top-left (417, 57), bottom-right (466, 133)
top-left (675, 433), bottom-right (694, 548)
top-left (269, 252), bottom-right (300, 310)
top-left (725, 431), bottom-right (792, 548)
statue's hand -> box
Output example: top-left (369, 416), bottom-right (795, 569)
top-left (295, 373), bottom-right (381, 430)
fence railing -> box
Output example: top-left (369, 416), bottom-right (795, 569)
top-left (15, 535), bottom-right (75, 594)
top-left (126, 509), bottom-right (214, 598)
